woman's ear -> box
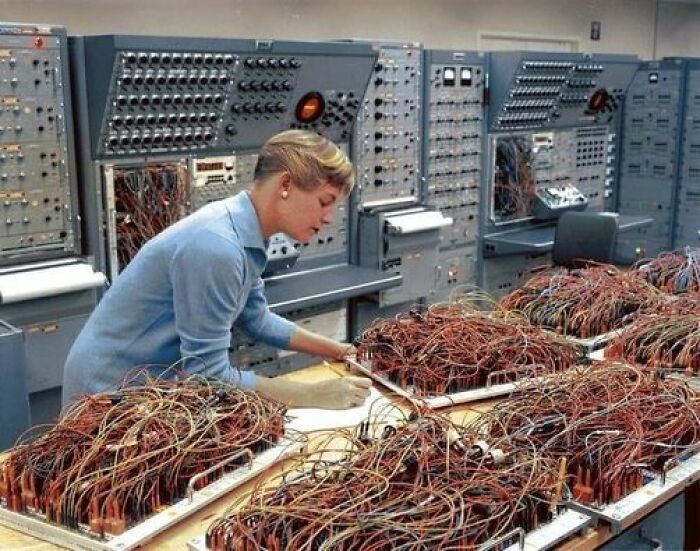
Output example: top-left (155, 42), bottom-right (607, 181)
top-left (278, 172), bottom-right (292, 199)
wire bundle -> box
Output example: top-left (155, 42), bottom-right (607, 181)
top-left (634, 247), bottom-right (700, 294)
top-left (205, 413), bottom-right (560, 550)
top-left (493, 136), bottom-right (536, 220)
top-left (0, 377), bottom-right (285, 538)
top-left (356, 301), bottom-right (581, 396)
top-left (658, 292), bottom-right (700, 315)
top-left (499, 264), bottom-right (661, 338)
top-left (606, 314), bottom-right (700, 372)
top-left (114, 163), bottom-right (190, 270)
top-left (471, 362), bottom-right (700, 506)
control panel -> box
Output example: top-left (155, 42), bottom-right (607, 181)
top-left (358, 206), bottom-right (450, 306)
top-left (352, 42), bottom-right (422, 207)
top-left (429, 244), bottom-right (477, 302)
top-left (617, 60), bottom-right (683, 259)
top-left (676, 60), bottom-right (700, 248)
top-left (490, 128), bottom-right (613, 224)
top-left (70, 36), bottom-right (376, 158)
top-left (487, 52), bottom-right (638, 131)
top-left (0, 23), bottom-right (80, 265)
top-left (423, 50), bottom-right (484, 248)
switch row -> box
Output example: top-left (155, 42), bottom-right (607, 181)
top-left (121, 52), bottom-right (235, 66)
top-left (112, 112), bottom-right (219, 126)
top-left (119, 73), bottom-right (230, 86)
top-left (115, 94), bottom-right (224, 107)
top-left (243, 57), bottom-right (301, 69)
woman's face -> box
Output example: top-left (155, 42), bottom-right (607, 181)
top-left (279, 180), bottom-right (340, 243)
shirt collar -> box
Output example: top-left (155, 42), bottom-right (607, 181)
top-left (225, 191), bottom-right (267, 253)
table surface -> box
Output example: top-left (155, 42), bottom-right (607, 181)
top-left (0, 363), bottom-right (616, 550)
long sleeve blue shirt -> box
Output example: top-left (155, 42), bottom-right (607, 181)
top-left (62, 191), bottom-right (295, 406)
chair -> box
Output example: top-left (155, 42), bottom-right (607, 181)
top-left (552, 211), bottom-right (619, 268)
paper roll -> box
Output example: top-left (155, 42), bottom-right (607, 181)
top-left (386, 211), bottom-right (453, 235)
top-left (0, 263), bottom-right (106, 304)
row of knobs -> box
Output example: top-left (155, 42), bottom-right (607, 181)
top-left (122, 52), bottom-right (235, 66)
top-left (119, 73), bottom-right (230, 86)
top-left (108, 131), bottom-right (214, 148)
top-left (243, 57), bottom-right (301, 69)
top-left (237, 80), bottom-right (292, 92)
top-left (1, 169), bottom-right (55, 179)
top-left (231, 102), bottom-right (286, 115)
top-left (112, 112), bottom-right (219, 127)
top-left (116, 94), bottom-right (224, 107)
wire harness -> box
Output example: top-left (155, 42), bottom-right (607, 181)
top-left (0, 376), bottom-right (285, 539)
top-left (205, 412), bottom-right (561, 550)
top-left (355, 299), bottom-right (581, 396)
top-left (471, 362), bottom-right (700, 506)
top-left (500, 264), bottom-right (661, 338)
top-left (634, 247), bottom-right (700, 294)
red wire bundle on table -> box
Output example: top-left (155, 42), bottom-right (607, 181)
top-left (205, 413), bottom-right (561, 550)
top-left (606, 313), bottom-right (700, 372)
top-left (471, 361), bottom-right (700, 506)
top-left (500, 264), bottom-right (661, 338)
top-left (355, 300), bottom-right (581, 396)
top-left (633, 247), bottom-right (700, 294)
top-left (0, 376), bottom-right (285, 538)
top-left (658, 292), bottom-right (700, 315)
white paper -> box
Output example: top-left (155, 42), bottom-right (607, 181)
top-left (286, 387), bottom-right (399, 433)
top-left (386, 210), bottom-right (453, 235)
top-left (0, 263), bottom-right (106, 304)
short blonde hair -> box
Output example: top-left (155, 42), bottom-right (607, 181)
top-left (253, 130), bottom-right (354, 196)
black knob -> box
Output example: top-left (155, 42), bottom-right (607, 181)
top-left (261, 80), bottom-right (271, 91)
top-left (243, 103), bottom-right (255, 113)
top-left (374, 98), bottom-right (383, 106)
top-left (374, 77), bottom-right (383, 86)
top-left (249, 80), bottom-right (260, 91)
top-left (253, 102), bottom-right (264, 113)
top-left (281, 80), bottom-right (292, 91)
top-left (244, 57), bottom-right (256, 68)
top-left (289, 58), bottom-right (301, 68)
top-left (279, 58), bottom-right (289, 68)
top-left (256, 58), bottom-right (267, 68)
top-left (238, 81), bottom-right (250, 91)
top-left (275, 102), bottom-right (286, 112)
top-left (225, 124), bottom-right (237, 135)
top-left (267, 58), bottom-right (278, 68)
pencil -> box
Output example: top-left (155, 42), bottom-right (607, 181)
top-left (323, 361), bottom-right (347, 378)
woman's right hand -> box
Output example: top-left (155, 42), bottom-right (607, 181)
top-left (302, 377), bottom-right (372, 409)
top-left (255, 375), bottom-right (372, 410)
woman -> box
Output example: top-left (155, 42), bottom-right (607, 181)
top-left (62, 130), bottom-right (371, 409)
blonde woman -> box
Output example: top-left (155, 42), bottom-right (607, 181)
top-left (63, 130), bottom-right (371, 409)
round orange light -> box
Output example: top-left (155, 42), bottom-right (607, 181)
top-left (295, 91), bottom-right (325, 123)
top-left (34, 37), bottom-right (44, 48)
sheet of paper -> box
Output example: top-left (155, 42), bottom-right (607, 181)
top-left (286, 387), bottom-right (401, 433)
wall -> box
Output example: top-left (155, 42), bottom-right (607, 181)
top-left (0, 0), bottom-right (671, 59)
top-left (657, 0), bottom-right (700, 58)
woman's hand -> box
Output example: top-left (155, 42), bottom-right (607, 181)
top-left (255, 375), bottom-right (372, 410)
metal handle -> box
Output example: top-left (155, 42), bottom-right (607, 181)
top-left (186, 448), bottom-right (254, 503)
top-left (661, 441), bottom-right (700, 485)
top-left (478, 527), bottom-right (525, 551)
